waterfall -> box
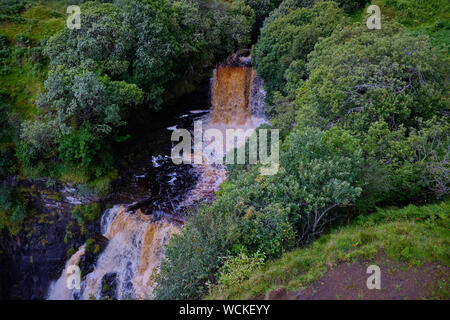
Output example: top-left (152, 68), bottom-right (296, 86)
top-left (211, 66), bottom-right (266, 125)
top-left (48, 206), bottom-right (180, 300)
top-left (182, 65), bottom-right (267, 208)
top-left (47, 63), bottom-right (267, 300)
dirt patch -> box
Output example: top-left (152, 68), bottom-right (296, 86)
top-left (264, 260), bottom-right (449, 300)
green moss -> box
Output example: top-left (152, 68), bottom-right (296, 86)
top-left (71, 203), bottom-right (102, 226)
top-left (66, 244), bottom-right (76, 258)
top-left (85, 237), bottom-right (102, 255)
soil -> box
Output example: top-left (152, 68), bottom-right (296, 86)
top-left (262, 259), bottom-right (449, 300)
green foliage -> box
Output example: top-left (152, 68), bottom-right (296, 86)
top-left (71, 203), bottom-right (102, 225)
top-left (207, 200), bottom-right (450, 299)
top-left (0, 0), bottom-right (27, 23)
top-left (45, 0), bottom-right (253, 109)
top-left (85, 237), bottom-right (102, 254)
top-left (15, 0), bottom-right (253, 183)
top-left (252, 1), bottom-right (347, 99)
top-left (265, 93), bottom-right (297, 139)
top-left (19, 68), bottom-right (143, 179)
top-left (172, 0), bottom-right (254, 83)
top-left (155, 126), bottom-right (364, 299)
top-left (373, 0), bottom-right (450, 27)
top-left (155, 203), bottom-right (242, 300)
top-left (265, 0), bottom-right (368, 25)
top-left (0, 33), bottom-right (10, 65)
top-left (296, 22), bottom-right (449, 201)
top-left (239, 0), bottom-right (282, 37)
top-left (213, 249), bottom-right (265, 294)
top-left (0, 185), bottom-right (28, 235)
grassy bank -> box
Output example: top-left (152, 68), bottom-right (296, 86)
top-left (207, 200), bottom-right (450, 299)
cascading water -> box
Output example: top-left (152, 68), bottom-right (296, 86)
top-left (47, 61), bottom-right (266, 300)
top-left (48, 205), bottom-right (180, 300)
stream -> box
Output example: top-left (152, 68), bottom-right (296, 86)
top-left (47, 64), bottom-right (266, 300)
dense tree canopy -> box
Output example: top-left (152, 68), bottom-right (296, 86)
top-left (16, 0), bottom-right (254, 182)
top-left (252, 1), bottom-right (346, 99)
top-left (296, 22), bottom-right (449, 201)
top-left (156, 0), bottom-right (449, 300)
top-left (156, 127), bottom-right (364, 299)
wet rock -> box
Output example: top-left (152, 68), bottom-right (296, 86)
top-left (78, 234), bottom-right (109, 277)
top-left (224, 49), bottom-right (251, 67)
top-left (0, 179), bottom-right (103, 299)
top-left (100, 272), bottom-right (118, 300)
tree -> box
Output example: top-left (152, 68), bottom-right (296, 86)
top-left (155, 126), bottom-right (363, 299)
top-left (252, 1), bottom-right (346, 99)
top-left (296, 22), bottom-right (449, 201)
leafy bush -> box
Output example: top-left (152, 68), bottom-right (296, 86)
top-left (44, 0), bottom-right (253, 109)
top-left (0, 33), bottom-right (9, 63)
top-left (252, 1), bottom-right (346, 99)
top-left (0, 0), bottom-right (27, 22)
top-left (296, 22), bottom-right (449, 201)
top-left (265, 0), bottom-right (368, 25)
top-left (155, 126), bottom-right (364, 299)
top-left (85, 237), bottom-right (102, 254)
top-left (0, 185), bottom-right (28, 235)
top-left (239, 0), bottom-right (282, 37)
top-left (213, 249), bottom-right (265, 294)
top-left (14, 34), bottom-right (31, 47)
top-left (71, 203), bottom-right (102, 225)
top-left (155, 203), bottom-right (242, 300)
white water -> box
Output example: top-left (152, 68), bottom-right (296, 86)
top-left (47, 66), bottom-right (266, 300)
top-left (48, 206), bottom-right (180, 300)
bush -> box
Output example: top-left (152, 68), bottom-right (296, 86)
top-left (71, 203), bottom-right (102, 225)
top-left (296, 22), bottom-right (449, 202)
top-left (252, 1), bottom-right (346, 98)
top-left (239, 0), bottom-right (282, 37)
top-left (265, 0), bottom-right (368, 25)
top-left (155, 126), bottom-right (364, 299)
top-left (154, 204), bottom-right (242, 300)
top-left (213, 249), bottom-right (265, 294)
top-left (0, 33), bottom-right (10, 63)
top-left (0, 185), bottom-right (28, 235)
top-left (0, 0), bottom-right (27, 23)
top-left (14, 34), bottom-right (31, 47)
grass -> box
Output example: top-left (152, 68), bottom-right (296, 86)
top-left (349, 0), bottom-right (449, 47)
top-left (206, 200), bottom-right (450, 299)
top-left (0, 1), bottom-right (65, 120)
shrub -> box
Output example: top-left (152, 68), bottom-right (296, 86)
top-left (214, 249), bottom-right (265, 293)
top-left (265, 0), bottom-right (368, 25)
top-left (0, 185), bottom-right (28, 235)
top-left (239, 0), bottom-right (282, 37)
top-left (296, 22), bottom-right (449, 201)
top-left (154, 204), bottom-right (242, 300)
top-left (71, 203), bottom-right (102, 225)
top-left (0, 33), bottom-right (9, 63)
top-left (252, 1), bottom-right (346, 99)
